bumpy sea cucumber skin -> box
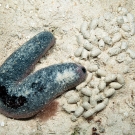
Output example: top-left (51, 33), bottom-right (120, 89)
top-left (0, 31), bottom-right (55, 84)
top-left (0, 31), bottom-right (87, 119)
top-left (0, 63), bottom-right (86, 119)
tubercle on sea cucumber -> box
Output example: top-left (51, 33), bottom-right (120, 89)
top-left (0, 31), bottom-right (87, 119)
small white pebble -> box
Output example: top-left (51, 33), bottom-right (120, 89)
top-left (104, 88), bottom-right (115, 97)
top-left (74, 106), bottom-right (84, 117)
top-left (109, 82), bottom-right (122, 89)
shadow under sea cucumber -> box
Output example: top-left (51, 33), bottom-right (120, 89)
top-left (0, 31), bottom-right (87, 119)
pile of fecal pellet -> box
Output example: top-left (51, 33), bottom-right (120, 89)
top-left (62, 7), bottom-right (135, 122)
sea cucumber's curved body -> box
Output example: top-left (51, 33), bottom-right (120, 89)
top-left (0, 31), bottom-right (55, 83)
top-left (0, 31), bottom-right (87, 119)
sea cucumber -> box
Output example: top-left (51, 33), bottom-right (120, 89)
top-left (0, 31), bottom-right (87, 119)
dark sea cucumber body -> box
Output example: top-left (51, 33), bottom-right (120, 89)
top-left (0, 31), bottom-right (55, 84)
top-left (0, 31), bottom-right (86, 119)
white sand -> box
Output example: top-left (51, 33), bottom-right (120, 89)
top-left (0, 0), bottom-right (135, 134)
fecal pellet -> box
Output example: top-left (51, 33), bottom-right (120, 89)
top-left (82, 102), bottom-right (91, 110)
top-left (87, 64), bottom-right (98, 72)
top-left (74, 106), bottom-right (84, 117)
top-left (83, 109), bottom-right (95, 118)
top-left (104, 88), bottom-right (115, 97)
top-left (74, 47), bottom-right (84, 57)
top-left (117, 74), bottom-right (125, 84)
top-left (109, 82), bottom-right (122, 89)
top-left (67, 95), bottom-right (80, 104)
top-left (85, 73), bottom-right (93, 83)
top-left (81, 87), bottom-right (92, 96)
top-left (90, 19), bottom-right (98, 30)
top-left (98, 81), bottom-right (106, 91)
top-left (105, 74), bottom-right (117, 83)
top-left (81, 49), bottom-right (89, 60)
top-left (83, 40), bottom-right (93, 51)
top-left (90, 48), bottom-right (101, 57)
top-left (96, 69), bottom-right (106, 77)
top-left (112, 33), bottom-right (122, 43)
top-left (94, 98), bottom-right (109, 112)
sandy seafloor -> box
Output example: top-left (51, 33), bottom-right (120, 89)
top-left (0, 0), bottom-right (135, 135)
